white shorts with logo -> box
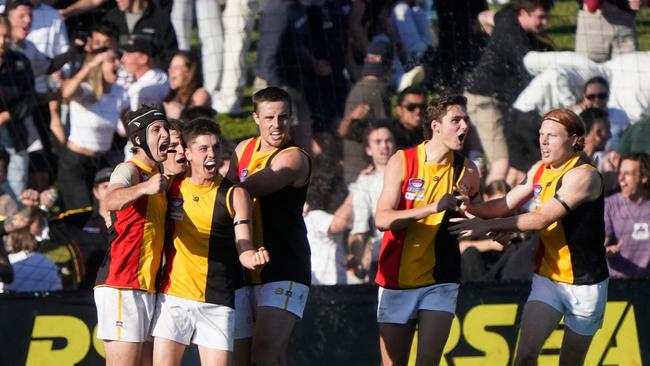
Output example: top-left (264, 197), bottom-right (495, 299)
top-left (151, 293), bottom-right (235, 351)
top-left (94, 287), bottom-right (156, 342)
top-left (234, 281), bottom-right (310, 339)
top-left (377, 283), bottom-right (459, 324)
top-left (527, 274), bottom-right (608, 336)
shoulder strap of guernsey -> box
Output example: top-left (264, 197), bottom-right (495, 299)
top-left (399, 146), bottom-right (420, 210)
top-left (452, 152), bottom-right (465, 186)
top-left (238, 137), bottom-right (259, 178)
top-left (264, 139), bottom-right (302, 169)
top-left (219, 177), bottom-right (234, 211)
top-left (532, 162), bottom-right (546, 185)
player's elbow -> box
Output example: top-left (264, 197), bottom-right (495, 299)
top-left (375, 214), bottom-right (390, 232)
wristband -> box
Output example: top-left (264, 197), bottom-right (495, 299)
top-left (233, 219), bottom-right (251, 226)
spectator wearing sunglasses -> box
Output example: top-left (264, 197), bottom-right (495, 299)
top-left (390, 85), bottom-right (427, 150)
top-left (571, 76), bottom-right (629, 151)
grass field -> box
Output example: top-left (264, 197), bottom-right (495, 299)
top-left (217, 0), bottom-right (650, 142)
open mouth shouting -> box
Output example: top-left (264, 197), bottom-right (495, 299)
top-left (457, 133), bottom-right (467, 145)
top-left (159, 142), bottom-right (169, 154)
top-left (205, 160), bottom-right (217, 175)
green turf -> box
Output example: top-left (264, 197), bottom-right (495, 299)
top-left (216, 0), bottom-right (650, 142)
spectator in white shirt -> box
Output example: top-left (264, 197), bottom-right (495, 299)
top-left (58, 49), bottom-right (128, 210)
top-left (348, 124), bottom-right (396, 283)
top-left (304, 154), bottom-right (352, 285)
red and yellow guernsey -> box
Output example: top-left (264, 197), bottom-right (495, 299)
top-left (376, 142), bottom-right (466, 289)
top-left (531, 153), bottom-right (608, 285)
top-left (95, 159), bottom-right (167, 292)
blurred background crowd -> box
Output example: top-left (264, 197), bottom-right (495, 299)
top-left (0, 0), bottom-right (649, 292)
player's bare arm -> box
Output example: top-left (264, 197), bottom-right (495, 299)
top-left (451, 165), bottom-right (602, 239)
top-left (105, 162), bottom-right (169, 211)
top-left (375, 153), bottom-right (461, 232)
top-left (231, 186), bottom-right (270, 270)
top-left (465, 161), bottom-right (542, 219)
top-left (238, 148), bottom-right (310, 198)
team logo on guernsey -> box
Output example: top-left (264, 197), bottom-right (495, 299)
top-left (241, 168), bottom-right (249, 182)
top-left (533, 183), bottom-right (543, 207)
top-left (405, 178), bottom-right (425, 201)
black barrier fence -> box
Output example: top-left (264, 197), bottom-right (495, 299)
top-left (0, 280), bottom-right (648, 365)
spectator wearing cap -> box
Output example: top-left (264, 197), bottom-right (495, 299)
top-left (58, 44), bottom-right (127, 211)
top-left (119, 34), bottom-right (170, 112)
top-left (103, 0), bottom-right (178, 69)
top-left (73, 167), bottom-right (112, 289)
top-left (338, 39), bottom-right (394, 183)
top-left (117, 34), bottom-right (170, 161)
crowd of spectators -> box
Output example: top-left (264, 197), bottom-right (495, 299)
top-left (0, 0), bottom-right (649, 293)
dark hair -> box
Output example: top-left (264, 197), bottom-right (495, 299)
top-left (305, 154), bottom-right (345, 213)
top-left (168, 118), bottom-right (184, 133)
top-left (424, 95), bottom-right (467, 139)
top-left (165, 51), bottom-right (203, 106)
top-left (621, 153), bottom-right (650, 188)
top-left (182, 117), bottom-right (221, 147)
top-left (542, 108), bottom-right (586, 151)
top-left (397, 85), bottom-right (426, 106)
top-left (579, 108), bottom-right (609, 133)
top-left (583, 76), bottom-right (609, 93)
top-left (90, 22), bottom-right (115, 39)
top-left (362, 120), bottom-right (394, 149)
top-left (513, 0), bottom-right (554, 12)
top-left (4, 0), bottom-right (33, 14)
top-left (252, 86), bottom-right (291, 115)
top-left (179, 105), bottom-right (217, 123)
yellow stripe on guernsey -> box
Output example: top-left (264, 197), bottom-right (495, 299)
top-left (242, 138), bottom-right (304, 284)
top-left (398, 144), bottom-right (465, 288)
top-left (535, 154), bottom-right (583, 283)
top-left (166, 175), bottom-right (234, 302)
top-left (131, 158), bottom-right (167, 291)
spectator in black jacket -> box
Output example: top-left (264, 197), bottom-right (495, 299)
top-left (464, 0), bottom-right (554, 184)
top-left (103, 0), bottom-right (178, 69)
top-left (0, 15), bottom-right (36, 199)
